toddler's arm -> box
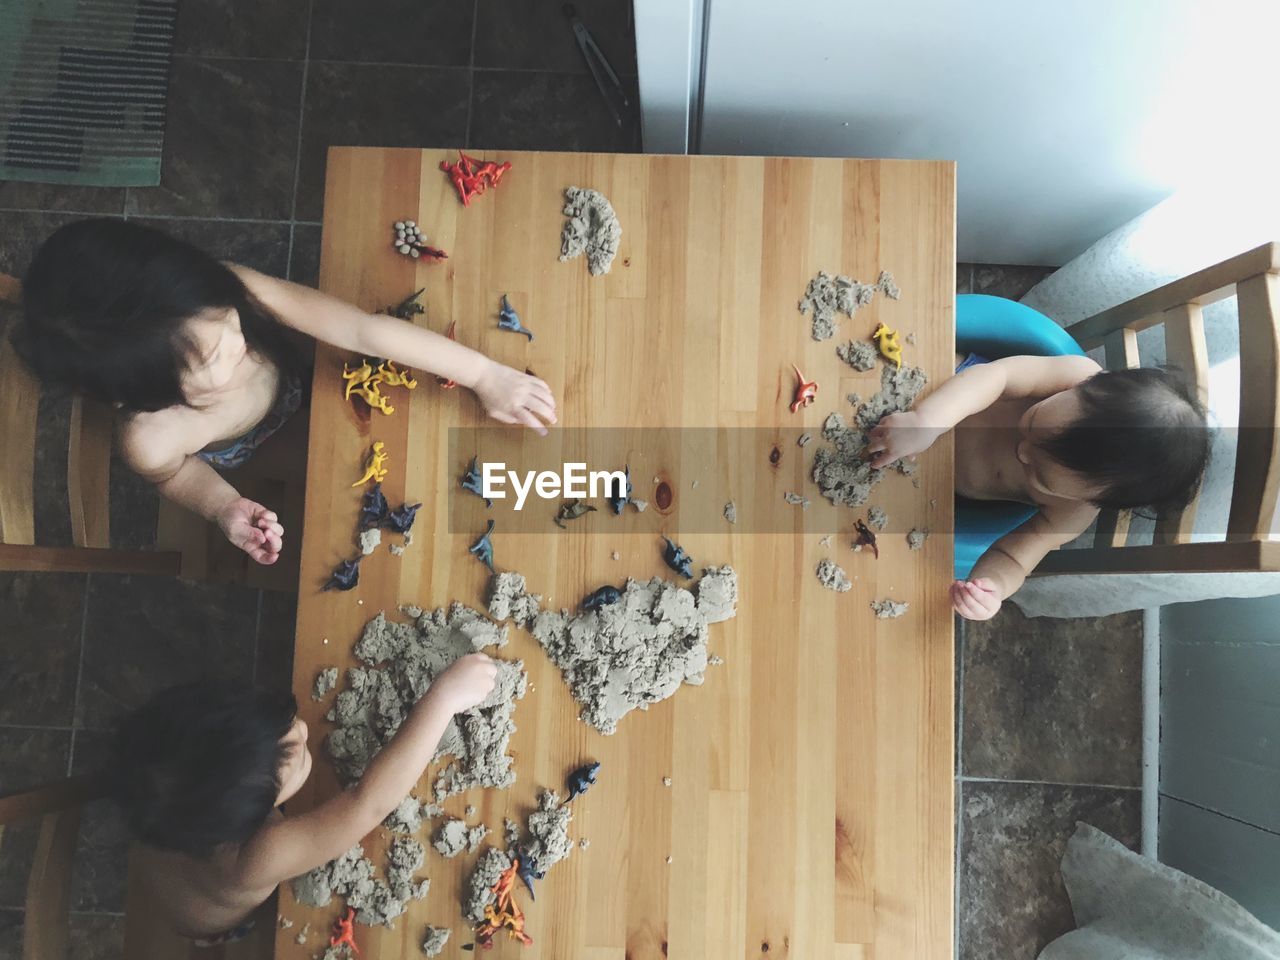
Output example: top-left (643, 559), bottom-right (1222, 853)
top-left (953, 499), bottom-right (1098, 620)
top-left (867, 354), bottom-right (1101, 468)
top-left (119, 431), bottom-right (283, 564)
top-left (234, 654), bottom-right (499, 888)
top-left (233, 266), bottom-right (556, 435)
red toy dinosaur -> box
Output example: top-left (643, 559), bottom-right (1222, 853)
top-left (789, 364), bottom-right (819, 413)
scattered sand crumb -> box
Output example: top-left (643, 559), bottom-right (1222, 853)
top-left (278, 916), bottom-right (294, 930)
top-left (666, 855), bottom-right (673, 864)
top-left (816, 559), bottom-right (852, 593)
top-left (662, 776), bottom-right (672, 787)
top-left (389, 542), bottom-right (406, 557)
top-left (359, 528), bottom-right (382, 556)
top-left (798, 432), bottom-right (812, 447)
top-left (905, 332), bottom-right (917, 345)
top-left (295, 923), bottom-right (310, 945)
top-left (708, 654), bottom-right (724, 666)
top-left (783, 491), bottom-right (810, 509)
top-left (870, 599), bottom-right (909, 619)
top-left (312, 667), bottom-right (338, 701)
top-left (818, 535), bottom-right (832, 548)
top-left (907, 528), bottom-right (928, 551)
top-left (611, 551), bottom-right (621, 561)
top-left (724, 501), bottom-right (737, 524)
top-left (421, 926), bottom-right (450, 957)
top-left (847, 392), bottom-right (861, 406)
top-left (579, 838), bottom-right (590, 849)
top-left (867, 506), bottom-right (888, 531)
top-left (877, 270), bottom-right (901, 300)
top-left (837, 339), bottom-right (878, 371)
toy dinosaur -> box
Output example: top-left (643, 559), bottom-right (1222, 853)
top-left (322, 557), bottom-right (362, 592)
top-left (554, 499), bottom-right (596, 529)
top-left (461, 456), bottom-right (492, 506)
top-left (581, 585), bottom-right (621, 611)
top-left (469, 519), bottom-right (496, 572)
top-left (661, 536), bottom-right (693, 578)
top-left (515, 855), bottom-right (543, 902)
top-left (352, 382), bottom-right (395, 415)
top-left (384, 287), bottom-right (427, 320)
top-left (391, 222), bottom-right (448, 261)
top-left (440, 151), bottom-right (511, 207)
top-left (473, 858), bottom-right (532, 947)
top-left (351, 441), bottom-right (389, 487)
top-left (565, 761), bottom-right (601, 802)
top-left (376, 359), bottom-right (418, 389)
top-left (385, 501), bottom-right (422, 535)
top-left (329, 907), bottom-right (360, 957)
top-left (497, 294), bottom-right (534, 341)
top-left (437, 320), bottom-right (459, 389)
top-left (789, 364), bottom-right (819, 414)
top-left (358, 483), bottom-right (390, 531)
top-left (853, 518), bottom-right (880, 559)
top-left (872, 322), bottom-right (902, 368)
top-left (342, 359), bottom-right (373, 400)
top-left (607, 466), bottom-right (631, 515)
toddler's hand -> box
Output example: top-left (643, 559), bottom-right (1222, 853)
top-left (951, 578), bottom-right (1001, 621)
top-left (430, 653), bottom-right (500, 713)
top-left (472, 360), bottom-right (557, 435)
top-left (215, 498), bottom-right (284, 565)
top-left (865, 411), bottom-right (940, 470)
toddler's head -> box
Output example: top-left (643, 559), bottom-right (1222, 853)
top-left (13, 219), bottom-right (296, 412)
top-left (1017, 366), bottom-right (1210, 516)
top-left (107, 681), bottom-right (309, 858)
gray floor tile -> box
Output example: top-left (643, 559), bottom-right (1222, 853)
top-left (956, 262), bottom-right (975, 295)
top-left (0, 182), bottom-right (123, 214)
top-left (972, 264), bottom-right (1055, 301)
top-left (0, 210), bottom-right (88, 278)
top-left (469, 71), bottom-right (641, 153)
top-left (68, 913), bottom-right (126, 960)
top-left (174, 0), bottom-right (309, 59)
top-left (256, 590), bottom-right (297, 692)
top-left (0, 728), bottom-right (71, 911)
top-left (0, 573), bottom-right (85, 727)
top-left (289, 224), bottom-right (322, 288)
top-left (958, 780), bottom-right (1139, 960)
top-left (33, 393), bottom-right (73, 547)
top-left (130, 218), bottom-right (292, 278)
top-left (962, 604), bottom-right (1142, 787)
top-left (126, 57), bottom-right (303, 220)
top-left (68, 799), bottom-right (129, 914)
top-left (474, 0), bottom-right (637, 75)
top-left (77, 575), bottom-right (258, 729)
top-left (106, 454), bottom-right (159, 552)
top-left (294, 62), bottom-right (470, 222)
top-left (0, 910), bottom-right (20, 960)
top-left (309, 0), bottom-right (475, 66)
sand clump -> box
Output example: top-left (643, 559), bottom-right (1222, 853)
top-left (816, 559), bottom-right (852, 593)
top-left (522, 789), bottom-right (574, 873)
top-left (421, 926), bottom-right (450, 957)
top-left (292, 840), bottom-right (428, 928)
top-left (560, 186), bottom-right (622, 275)
top-left (324, 605), bottom-right (527, 802)
top-left (837, 339), bottom-right (878, 371)
top-left (867, 506), bottom-right (888, 531)
top-left (907, 528), bottom-right (928, 550)
top-left (464, 847), bottom-right (514, 922)
top-left (723, 501), bottom-right (737, 524)
top-left (528, 566), bottom-right (739, 734)
top-left (871, 599), bottom-right (910, 619)
top-left (799, 271), bottom-right (875, 341)
top-left (433, 817), bottom-right (489, 859)
top-left (312, 667), bottom-right (338, 701)
top-left (812, 363), bottom-right (928, 508)
top-left (486, 572), bottom-right (542, 629)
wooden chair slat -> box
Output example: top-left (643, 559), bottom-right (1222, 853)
top-left (1227, 272), bottom-right (1280, 541)
top-left (0, 543), bottom-right (181, 576)
top-left (67, 395), bottom-right (114, 549)
top-left (1034, 538), bottom-right (1280, 575)
top-left (1067, 241), bottom-right (1280, 349)
top-left (1093, 327), bottom-right (1139, 548)
top-left (0, 334), bottom-right (39, 546)
top-left (1153, 302), bottom-right (1210, 546)
top-left (0, 775), bottom-right (104, 826)
top-left (23, 807), bottom-right (81, 960)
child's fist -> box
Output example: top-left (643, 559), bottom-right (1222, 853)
top-left (865, 411), bottom-right (940, 470)
top-left (215, 498), bottom-right (284, 565)
top-left (473, 360), bottom-right (557, 435)
top-left (951, 578), bottom-right (1001, 621)
top-left (432, 653), bottom-right (500, 713)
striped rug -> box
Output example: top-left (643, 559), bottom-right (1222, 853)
top-left (0, 0), bottom-right (178, 187)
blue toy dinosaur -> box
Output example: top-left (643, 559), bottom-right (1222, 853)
top-left (661, 536), bottom-right (693, 578)
top-left (497, 294), bottom-right (534, 341)
top-left (461, 456), bottom-right (492, 507)
top-left (607, 465), bottom-right (631, 515)
top-left (469, 519), bottom-right (496, 571)
top-left (565, 761), bottom-right (601, 802)
top-left (581, 585), bottom-right (622, 611)
top-left (322, 557), bottom-right (362, 591)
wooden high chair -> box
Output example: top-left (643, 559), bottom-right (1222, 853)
top-left (0, 774), bottom-right (276, 960)
top-left (1036, 241), bottom-right (1280, 574)
top-left (0, 271), bottom-right (304, 589)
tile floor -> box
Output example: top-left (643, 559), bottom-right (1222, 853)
top-left (0, 4), bottom-right (1142, 957)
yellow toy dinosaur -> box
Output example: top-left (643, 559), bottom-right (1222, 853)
top-left (376, 359), bottom-right (418, 389)
top-left (353, 383), bottom-right (394, 416)
top-left (352, 441), bottom-right (389, 486)
top-left (872, 322), bottom-right (902, 368)
top-left (341, 359), bottom-right (373, 400)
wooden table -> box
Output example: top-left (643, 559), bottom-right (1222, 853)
top-left (279, 147), bottom-right (956, 959)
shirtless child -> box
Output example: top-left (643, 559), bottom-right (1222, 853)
top-left (866, 354), bottom-right (1210, 620)
top-left (106, 655), bottom-right (497, 941)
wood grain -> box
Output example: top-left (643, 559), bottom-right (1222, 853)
top-left (278, 148), bottom-right (955, 959)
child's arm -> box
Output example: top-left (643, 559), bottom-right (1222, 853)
top-left (866, 354), bottom-right (1101, 469)
top-left (233, 653), bottom-right (499, 888)
top-left (232, 266), bottom-right (557, 435)
top-left (952, 499), bottom-right (1098, 620)
top-left (118, 429), bottom-right (283, 564)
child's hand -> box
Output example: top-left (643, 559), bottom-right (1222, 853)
top-left (430, 653), bottom-right (500, 713)
top-left (215, 498), bottom-right (284, 565)
top-left (865, 411), bottom-right (941, 469)
top-left (472, 360), bottom-right (557, 435)
top-left (951, 578), bottom-right (1001, 620)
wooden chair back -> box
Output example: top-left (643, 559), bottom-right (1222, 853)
top-left (0, 272), bottom-right (180, 575)
top-left (1037, 241), bottom-right (1280, 574)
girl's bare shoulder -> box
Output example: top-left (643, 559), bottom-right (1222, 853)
top-left (118, 407), bottom-right (202, 479)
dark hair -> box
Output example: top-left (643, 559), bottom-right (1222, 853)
top-left (12, 219), bottom-right (299, 412)
top-left (1037, 366), bottom-right (1210, 516)
top-left (105, 681), bottom-right (298, 858)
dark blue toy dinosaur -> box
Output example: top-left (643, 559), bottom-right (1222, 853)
top-left (607, 465), bottom-right (631, 515)
top-left (469, 519), bottom-right (496, 571)
top-left (358, 483), bottom-right (390, 531)
top-left (661, 536), bottom-right (693, 578)
top-left (461, 456), bottom-right (492, 507)
top-left (497, 294), bottom-right (534, 341)
top-left (581, 585), bottom-right (622, 611)
top-left (565, 761), bottom-right (601, 802)
top-left (385, 501), bottom-right (422, 534)
top-left (516, 854), bottom-right (544, 901)
top-left (322, 557), bottom-right (362, 591)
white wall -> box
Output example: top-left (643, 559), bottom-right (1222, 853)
top-left (637, 0), bottom-right (1280, 265)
